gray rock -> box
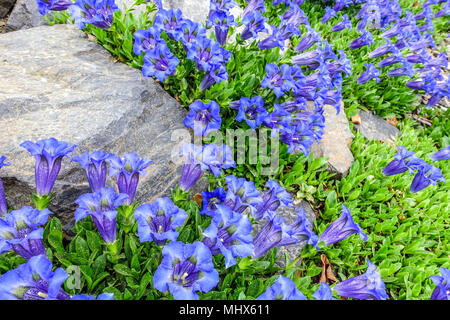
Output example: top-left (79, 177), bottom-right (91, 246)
top-left (5, 0), bottom-right (48, 32)
top-left (354, 111), bottom-right (401, 142)
top-left (0, 0), bottom-right (16, 18)
top-left (253, 200), bottom-right (316, 268)
top-left (310, 101), bottom-right (354, 178)
top-left (0, 24), bottom-right (191, 230)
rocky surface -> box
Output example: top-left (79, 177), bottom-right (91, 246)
top-left (310, 101), bottom-right (355, 178)
top-left (253, 200), bottom-right (317, 268)
top-left (5, 0), bottom-right (48, 32)
top-left (0, 0), bottom-right (15, 18)
top-left (0, 24), bottom-right (191, 230)
top-left (353, 111), bottom-right (402, 142)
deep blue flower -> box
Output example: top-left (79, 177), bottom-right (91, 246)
top-left (256, 276), bottom-right (306, 300)
top-left (326, 49), bottom-right (352, 77)
top-left (235, 96), bottom-right (269, 129)
top-left (0, 156), bottom-right (10, 216)
top-left (0, 206), bottom-right (51, 260)
top-left (178, 19), bottom-right (207, 47)
top-left (223, 175), bottom-right (263, 215)
top-left (200, 144), bottom-right (235, 177)
top-left (295, 26), bottom-right (322, 53)
top-left (69, 0), bottom-right (119, 29)
top-left (258, 20), bottom-right (301, 50)
top-left (261, 64), bottom-right (295, 98)
top-left (435, 2), bottom-right (450, 18)
top-left (142, 46), bottom-right (180, 83)
top-left (349, 30), bottom-right (374, 50)
top-left (430, 267), bottom-right (450, 300)
top-left (357, 63), bottom-right (381, 84)
top-left (201, 187), bottom-right (226, 215)
top-left (242, 0), bottom-right (265, 19)
top-left (133, 27), bottom-right (166, 56)
top-left (153, 241), bottom-right (219, 300)
top-left (187, 36), bottom-right (227, 73)
top-left (202, 205), bottom-right (253, 268)
top-left (107, 153), bottom-right (153, 204)
top-left (36, 0), bottom-right (73, 15)
top-left (322, 7), bottom-right (336, 24)
top-left (334, 260), bottom-right (388, 300)
top-left (382, 146), bottom-right (421, 176)
top-left (241, 10), bottom-right (267, 41)
top-left (0, 254), bottom-right (70, 300)
top-left (292, 48), bottom-right (326, 69)
top-left (134, 197), bottom-right (187, 246)
top-left (207, 10), bottom-right (236, 46)
top-left (153, 8), bottom-right (184, 39)
top-left (178, 144), bottom-right (205, 192)
top-left (410, 163), bottom-right (446, 193)
top-left (184, 100), bottom-right (222, 137)
top-left (369, 38), bottom-right (393, 58)
top-left (282, 4), bottom-right (308, 28)
top-left (254, 180), bottom-right (293, 220)
top-left (210, 0), bottom-right (235, 14)
top-left (20, 138), bottom-right (77, 196)
top-left (319, 204), bottom-right (367, 246)
top-left (312, 282), bottom-right (336, 300)
top-left (72, 150), bottom-right (111, 193)
top-left (279, 122), bottom-right (315, 155)
top-left (331, 14), bottom-right (352, 32)
top-left (199, 64), bottom-right (229, 91)
top-left (74, 187), bottom-right (128, 243)
top-left (430, 146), bottom-right (450, 161)
top-left (71, 293), bottom-right (115, 300)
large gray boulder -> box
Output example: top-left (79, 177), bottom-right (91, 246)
top-left (5, 0), bottom-right (48, 32)
top-left (0, 24), bottom-right (190, 229)
top-left (0, 0), bottom-right (16, 18)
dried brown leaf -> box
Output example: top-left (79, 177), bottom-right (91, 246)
top-left (193, 193), bottom-right (203, 206)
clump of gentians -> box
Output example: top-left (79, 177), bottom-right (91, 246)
top-left (256, 276), bottom-right (307, 300)
top-left (153, 241), bottom-right (219, 300)
top-left (134, 197), bottom-right (187, 246)
top-left (334, 260), bottom-right (388, 300)
top-left (0, 206), bottom-right (52, 260)
top-left (69, 0), bottom-right (119, 30)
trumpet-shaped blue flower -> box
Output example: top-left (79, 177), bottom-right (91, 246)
top-left (254, 180), bottom-right (293, 220)
top-left (202, 205), bottom-right (253, 268)
top-left (295, 26), bottom-right (321, 53)
top-left (430, 267), bottom-right (450, 300)
top-left (134, 197), bottom-right (187, 246)
top-left (312, 282), bottom-right (336, 300)
top-left (0, 206), bottom-right (51, 260)
top-left (430, 146), bottom-right (450, 161)
top-left (0, 254), bottom-right (69, 300)
top-left (207, 10), bottom-right (236, 46)
top-left (133, 27), bottom-right (165, 56)
top-left (71, 293), bottom-right (115, 300)
top-left (72, 150), bottom-right (111, 193)
top-left (0, 156), bottom-right (10, 216)
top-left (357, 63), bottom-right (381, 84)
top-left (74, 187), bottom-right (128, 243)
top-left (36, 0), bottom-right (73, 15)
top-left (142, 46), bottom-right (180, 83)
top-left (261, 64), bottom-right (295, 98)
top-left (234, 96), bottom-right (269, 130)
top-left (107, 153), bottom-right (153, 204)
top-left (223, 175), bottom-right (263, 214)
top-left (201, 187), bottom-right (226, 215)
top-left (334, 260), bottom-right (388, 300)
top-left (200, 144), bottom-right (235, 177)
top-left (184, 100), bottom-right (222, 137)
top-left (210, 0), bottom-right (235, 14)
top-left (280, 122), bottom-right (315, 155)
top-left (331, 14), bottom-right (352, 32)
top-left (178, 20), bottom-right (207, 47)
top-left (199, 64), bottom-right (229, 91)
top-left (69, 0), bottom-right (119, 29)
top-left (256, 276), bottom-right (306, 300)
top-left (153, 8), bottom-right (184, 39)
top-left (349, 30), bottom-right (374, 50)
top-left (319, 204), bottom-right (367, 246)
top-left (187, 37), bottom-right (228, 73)
top-left (153, 241), bottom-right (219, 300)
top-left (410, 163), bottom-right (445, 193)
top-left (241, 10), bottom-right (267, 40)
top-left (322, 7), bottom-right (336, 24)
top-left (20, 138), bottom-right (77, 196)
top-left (382, 146), bottom-right (421, 176)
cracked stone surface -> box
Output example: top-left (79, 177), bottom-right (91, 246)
top-left (5, 0), bottom-right (48, 32)
top-left (0, 24), bottom-right (191, 230)
top-left (354, 110), bottom-right (402, 142)
top-left (0, 0), bottom-right (16, 18)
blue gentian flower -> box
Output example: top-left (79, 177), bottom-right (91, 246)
top-left (153, 8), bottom-right (184, 39)
top-left (71, 293), bottom-right (115, 300)
top-left (223, 175), bottom-right (263, 214)
top-left (261, 64), bottom-right (295, 98)
top-left (69, 0), bottom-right (119, 29)
top-left (20, 138), bottom-right (77, 196)
top-left (435, 2), bottom-right (450, 18)
top-left (326, 50), bottom-right (352, 77)
top-left (199, 64), bottom-right (229, 90)
top-left (279, 122), bottom-right (315, 155)
top-left (74, 187), bottom-right (128, 243)
top-left (187, 37), bottom-right (227, 72)
top-left (133, 27), bottom-right (166, 56)
top-left (295, 26), bottom-right (322, 53)
top-left (254, 180), bottom-right (293, 221)
top-left (319, 204), bottom-right (367, 246)
top-left (0, 206), bottom-right (51, 260)
top-left (0, 156), bottom-right (10, 216)
top-left (153, 241), bottom-right (219, 300)
top-left (142, 46), bottom-right (180, 83)
top-left (357, 63), bottom-right (381, 84)
top-left (322, 7), bottom-right (336, 24)
top-left (134, 197), bottom-right (187, 246)
top-left (202, 205), bottom-right (253, 268)
top-left (200, 187), bottom-right (226, 215)
top-left (242, 0), bottom-right (265, 19)
top-left (178, 144), bottom-right (205, 192)
top-left (178, 20), bottom-right (207, 47)
top-left (312, 282), bottom-right (336, 300)
top-left (410, 163), bottom-right (446, 193)
top-left (0, 254), bottom-right (70, 300)
top-left (258, 20), bottom-right (301, 50)
top-left (430, 146), bottom-right (450, 161)
top-left (369, 38), bottom-right (393, 58)
top-left (334, 260), bottom-right (388, 300)
top-left (241, 10), bottom-right (267, 41)
top-left (184, 100), bottom-right (222, 137)
top-left (107, 153), bottom-right (153, 204)
top-left (234, 96), bottom-right (269, 130)
top-left (210, 0), bottom-right (235, 14)
top-left (256, 276), bottom-right (307, 300)
top-left (349, 30), bottom-right (374, 50)
top-left (36, 0), bottom-right (73, 15)
top-left (200, 144), bottom-right (235, 177)
top-left (207, 10), bottom-right (236, 46)
top-left (430, 267), bottom-right (450, 300)
top-left (382, 146), bottom-right (421, 176)
top-left (72, 150), bottom-right (111, 193)
top-left (331, 14), bottom-right (352, 32)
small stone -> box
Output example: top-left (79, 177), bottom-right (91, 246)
top-left (0, 0), bottom-right (16, 18)
top-left (351, 114), bottom-right (361, 124)
top-left (5, 0), bottom-right (48, 32)
top-left (354, 110), bottom-right (402, 142)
